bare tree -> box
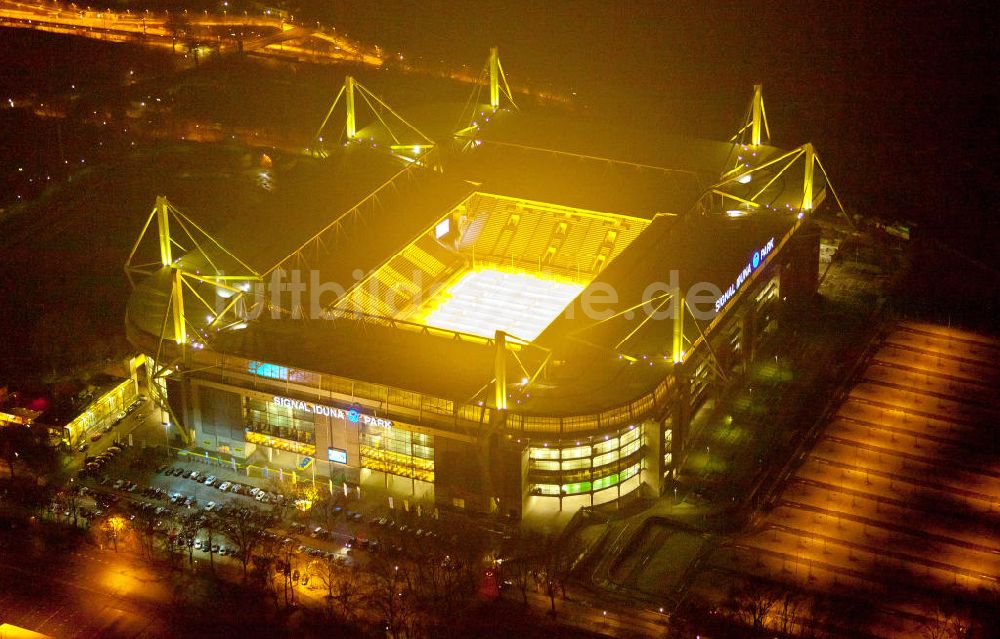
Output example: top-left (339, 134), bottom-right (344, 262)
top-left (499, 529), bottom-right (543, 605)
top-left (250, 534), bottom-right (281, 605)
top-left (538, 529), bottom-right (586, 616)
top-left (308, 554), bottom-right (339, 616)
top-left (724, 575), bottom-right (782, 635)
top-left (308, 553), bottom-right (361, 623)
top-left (774, 587), bottom-right (806, 637)
top-left (273, 540), bottom-right (300, 607)
top-left (332, 561), bottom-right (363, 624)
top-left (132, 506), bottom-right (159, 559)
top-left (179, 514), bottom-right (201, 569)
top-left (365, 556), bottom-right (419, 639)
top-left (161, 526), bottom-right (185, 571)
top-left (219, 504), bottom-right (270, 581)
top-left (920, 598), bottom-right (976, 639)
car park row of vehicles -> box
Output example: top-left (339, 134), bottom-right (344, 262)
top-left (162, 466), bottom-right (288, 505)
top-left (79, 441), bottom-right (129, 476)
top-left (84, 397), bottom-right (147, 444)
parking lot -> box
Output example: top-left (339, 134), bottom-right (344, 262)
top-left (67, 444), bottom-right (457, 581)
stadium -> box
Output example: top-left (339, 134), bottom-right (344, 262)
top-left (124, 51), bottom-right (834, 518)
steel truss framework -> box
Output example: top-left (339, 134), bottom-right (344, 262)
top-left (313, 75), bottom-right (435, 154)
top-left (557, 85), bottom-right (848, 406)
top-left (454, 46), bottom-right (518, 137)
top-left (125, 196), bottom-right (262, 441)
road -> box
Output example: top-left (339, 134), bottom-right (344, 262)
top-left (0, 0), bottom-right (381, 65)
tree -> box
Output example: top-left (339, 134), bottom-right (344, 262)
top-left (309, 553), bottom-right (340, 616)
top-left (202, 512), bottom-right (222, 573)
top-left (132, 506), bottom-right (159, 559)
top-left (539, 534), bottom-right (562, 616)
top-left (723, 575), bottom-right (782, 636)
top-left (179, 513), bottom-right (201, 569)
top-left (220, 504), bottom-right (270, 581)
top-left (331, 561), bottom-right (363, 624)
top-left (249, 534), bottom-right (281, 605)
top-left (274, 539), bottom-right (299, 607)
top-left (499, 529), bottom-right (543, 605)
top-left (162, 525), bottom-right (186, 571)
top-left (104, 515), bottom-right (127, 553)
top-left (539, 529), bottom-right (587, 616)
top-left (308, 553), bottom-right (360, 622)
top-left (407, 520), bottom-right (475, 625)
top-left (365, 557), bottom-right (419, 639)
top-left (920, 593), bottom-right (979, 639)
top-left (774, 587), bottom-right (806, 637)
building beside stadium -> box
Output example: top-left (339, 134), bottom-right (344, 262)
top-left (124, 52), bottom-right (834, 518)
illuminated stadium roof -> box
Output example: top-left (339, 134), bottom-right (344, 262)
top-left (126, 78), bottom-right (831, 415)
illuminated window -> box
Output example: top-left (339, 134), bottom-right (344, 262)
top-left (248, 361), bottom-right (288, 380)
top-left (593, 473), bottom-right (619, 491)
top-left (620, 427), bottom-right (641, 446)
top-left (562, 482), bottom-right (591, 495)
top-left (560, 458), bottom-right (591, 471)
top-left (560, 445), bottom-right (591, 459)
top-left (593, 437), bottom-right (619, 454)
top-left (529, 447), bottom-right (559, 460)
top-left (593, 451), bottom-right (619, 468)
top-left (360, 424), bottom-right (434, 482)
top-left (525, 425), bottom-right (646, 496)
top-left (531, 459), bottom-right (560, 471)
top-left (621, 439), bottom-right (641, 457)
top-left (533, 484), bottom-right (560, 496)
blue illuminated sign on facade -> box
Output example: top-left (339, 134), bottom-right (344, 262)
top-left (714, 237), bottom-right (775, 313)
top-left (272, 395), bottom-right (393, 427)
top-left (328, 447), bottom-right (348, 464)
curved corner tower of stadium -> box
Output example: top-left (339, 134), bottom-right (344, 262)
top-left (125, 103), bottom-right (827, 517)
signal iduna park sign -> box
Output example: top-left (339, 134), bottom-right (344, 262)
top-left (714, 237), bottom-right (775, 313)
top-left (272, 395), bottom-right (393, 427)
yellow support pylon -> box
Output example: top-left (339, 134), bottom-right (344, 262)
top-left (345, 75), bottom-right (357, 139)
